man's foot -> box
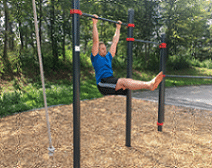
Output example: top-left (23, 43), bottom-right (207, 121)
top-left (148, 71), bottom-right (163, 91)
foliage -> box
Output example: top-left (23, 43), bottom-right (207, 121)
top-left (1, 0), bottom-right (212, 117)
top-left (0, 54), bottom-right (4, 77)
top-left (160, 0), bottom-right (212, 61)
top-left (2, 0), bottom-right (212, 74)
top-left (191, 58), bottom-right (212, 69)
top-left (166, 54), bottom-right (192, 71)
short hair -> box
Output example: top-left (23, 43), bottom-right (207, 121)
top-left (99, 41), bottom-right (105, 47)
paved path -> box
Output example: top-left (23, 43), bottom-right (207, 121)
top-left (132, 85), bottom-right (212, 111)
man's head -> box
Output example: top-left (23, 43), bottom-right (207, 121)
top-left (99, 42), bottom-right (107, 57)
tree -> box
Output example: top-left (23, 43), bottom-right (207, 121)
top-left (3, 0), bottom-right (14, 78)
top-left (161, 0), bottom-right (211, 61)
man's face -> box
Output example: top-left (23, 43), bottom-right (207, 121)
top-left (99, 44), bottom-right (107, 57)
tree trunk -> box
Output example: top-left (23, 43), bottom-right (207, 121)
top-left (25, 32), bottom-right (28, 49)
top-left (50, 0), bottom-right (58, 71)
top-left (3, 0), bottom-right (8, 60)
top-left (30, 30), bottom-right (35, 54)
top-left (39, 0), bottom-right (42, 45)
top-left (9, 21), bottom-right (14, 51)
top-left (166, 0), bottom-right (175, 60)
top-left (147, 43), bottom-right (149, 60)
top-left (16, 0), bottom-right (24, 50)
top-left (145, 43), bottom-right (148, 62)
top-left (19, 22), bottom-right (24, 50)
top-left (62, 10), bottom-right (66, 62)
top-left (3, 0), bottom-right (14, 79)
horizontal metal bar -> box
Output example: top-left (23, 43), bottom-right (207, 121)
top-left (165, 75), bottom-right (212, 79)
top-left (82, 13), bottom-right (128, 26)
top-left (134, 39), bottom-right (159, 45)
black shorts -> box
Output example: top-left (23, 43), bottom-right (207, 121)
top-left (97, 76), bottom-right (128, 95)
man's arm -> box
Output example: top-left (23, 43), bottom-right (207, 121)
top-left (92, 15), bottom-right (99, 57)
top-left (109, 21), bottom-right (122, 57)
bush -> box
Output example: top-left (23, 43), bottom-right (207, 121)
top-left (191, 58), bottom-right (202, 67)
top-left (201, 59), bottom-right (212, 69)
top-left (0, 56), bottom-right (4, 77)
top-left (80, 51), bottom-right (93, 69)
top-left (133, 53), bottom-right (160, 72)
top-left (145, 53), bottom-right (160, 72)
top-left (19, 49), bottom-right (36, 68)
top-left (112, 54), bottom-right (127, 70)
top-left (0, 90), bottom-right (28, 117)
top-left (42, 53), bottom-right (54, 73)
top-left (166, 54), bottom-right (192, 71)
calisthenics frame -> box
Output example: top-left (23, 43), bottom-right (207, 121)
top-left (33, 0), bottom-right (166, 165)
top-left (71, 0), bottom-right (134, 167)
top-left (71, 1), bottom-right (168, 167)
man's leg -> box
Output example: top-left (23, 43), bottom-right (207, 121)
top-left (115, 71), bottom-right (163, 91)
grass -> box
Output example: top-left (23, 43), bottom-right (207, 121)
top-left (1, 54), bottom-right (212, 118)
top-left (165, 66), bottom-right (212, 87)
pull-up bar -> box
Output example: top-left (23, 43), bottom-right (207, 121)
top-left (70, 9), bottom-right (128, 26)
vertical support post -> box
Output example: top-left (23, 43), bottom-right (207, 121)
top-left (126, 9), bottom-right (134, 147)
top-left (72, 0), bottom-right (80, 167)
top-left (158, 34), bottom-right (166, 132)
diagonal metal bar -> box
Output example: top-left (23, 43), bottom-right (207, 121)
top-left (165, 75), bottom-right (212, 79)
top-left (134, 39), bottom-right (159, 45)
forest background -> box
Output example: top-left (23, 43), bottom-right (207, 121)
top-left (1, 0), bottom-right (212, 116)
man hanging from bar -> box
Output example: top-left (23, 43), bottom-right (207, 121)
top-left (91, 14), bottom-right (164, 95)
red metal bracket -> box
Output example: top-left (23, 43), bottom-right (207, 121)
top-left (157, 122), bottom-right (164, 126)
top-left (127, 23), bottom-right (135, 28)
top-left (70, 9), bottom-right (82, 15)
top-left (126, 38), bottom-right (135, 41)
top-left (159, 43), bottom-right (167, 49)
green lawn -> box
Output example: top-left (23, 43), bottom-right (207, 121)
top-left (1, 62), bottom-right (212, 119)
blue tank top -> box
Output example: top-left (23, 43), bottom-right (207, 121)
top-left (91, 52), bottom-right (114, 85)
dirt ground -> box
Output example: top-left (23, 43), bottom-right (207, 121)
top-left (1, 95), bottom-right (212, 168)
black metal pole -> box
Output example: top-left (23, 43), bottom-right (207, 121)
top-left (72, 0), bottom-right (80, 167)
top-left (126, 9), bottom-right (134, 147)
top-left (165, 75), bottom-right (212, 79)
top-left (82, 13), bottom-right (128, 26)
top-left (158, 34), bottom-right (166, 132)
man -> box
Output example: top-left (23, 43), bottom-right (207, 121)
top-left (91, 14), bottom-right (163, 95)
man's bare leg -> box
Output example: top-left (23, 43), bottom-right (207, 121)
top-left (115, 71), bottom-right (163, 91)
